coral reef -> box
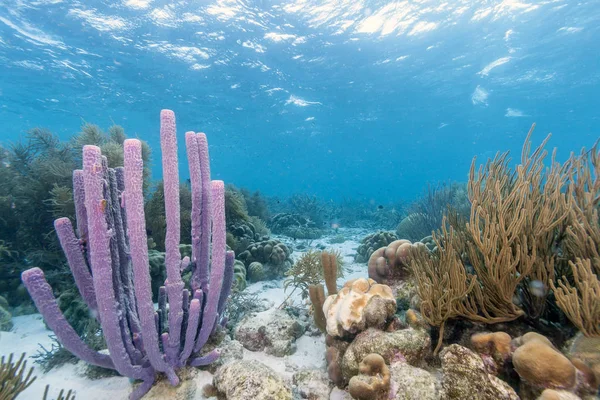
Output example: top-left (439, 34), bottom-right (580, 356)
top-left (407, 127), bottom-right (600, 356)
top-left (237, 239), bottom-right (293, 281)
top-left (355, 231), bottom-right (398, 263)
top-left (270, 212), bottom-right (324, 239)
top-left (20, 110), bottom-right (234, 400)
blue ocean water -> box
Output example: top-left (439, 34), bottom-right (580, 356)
top-left (0, 0), bottom-right (598, 202)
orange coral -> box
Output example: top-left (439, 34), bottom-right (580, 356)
top-left (471, 332), bottom-right (512, 362)
top-left (348, 353), bottom-right (390, 400)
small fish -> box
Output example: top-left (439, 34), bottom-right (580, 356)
top-left (377, 205), bottom-right (384, 210)
top-left (99, 199), bottom-right (107, 212)
top-left (529, 280), bottom-right (546, 297)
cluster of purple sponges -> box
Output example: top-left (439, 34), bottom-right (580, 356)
top-left (21, 110), bottom-right (234, 400)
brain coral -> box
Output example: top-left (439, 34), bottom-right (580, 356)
top-left (323, 278), bottom-right (396, 338)
top-left (367, 239), bottom-right (420, 284)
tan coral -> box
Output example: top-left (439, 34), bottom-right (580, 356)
top-left (367, 239), bottom-right (413, 284)
top-left (471, 331), bottom-right (512, 362)
top-left (537, 389), bottom-right (582, 400)
top-left (512, 337), bottom-right (577, 390)
top-left (323, 278), bottom-right (396, 338)
top-left (514, 332), bottom-right (555, 348)
top-left (348, 353), bottom-right (390, 400)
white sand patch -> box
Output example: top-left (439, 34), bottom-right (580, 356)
top-left (0, 315), bottom-right (131, 399)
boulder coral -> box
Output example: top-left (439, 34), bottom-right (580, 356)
top-left (470, 332), bottom-right (512, 366)
top-left (513, 335), bottom-right (577, 390)
top-left (367, 239), bottom-right (427, 288)
top-left (348, 353), bottom-right (391, 400)
top-left (355, 231), bottom-right (398, 263)
top-left (237, 239), bottom-right (293, 281)
top-left (323, 278), bottom-right (396, 338)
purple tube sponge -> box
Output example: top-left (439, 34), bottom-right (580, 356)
top-left (21, 110), bottom-right (234, 400)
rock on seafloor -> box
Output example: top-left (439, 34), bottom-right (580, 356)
top-left (212, 360), bottom-right (292, 400)
top-left (389, 360), bottom-right (440, 400)
top-left (142, 367), bottom-right (212, 400)
top-left (293, 369), bottom-right (334, 399)
top-left (440, 344), bottom-right (519, 400)
top-left (234, 307), bottom-right (305, 356)
top-left (199, 335), bottom-right (244, 373)
top-left (341, 327), bottom-right (431, 381)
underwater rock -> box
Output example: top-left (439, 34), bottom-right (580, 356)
top-left (323, 278), bottom-right (396, 339)
top-left (388, 358), bottom-right (439, 400)
top-left (292, 369), bottom-right (333, 400)
top-left (341, 327), bottom-right (431, 382)
top-left (212, 360), bottom-right (292, 400)
top-left (440, 344), bottom-right (518, 400)
top-left (234, 307), bottom-right (305, 356)
top-left (238, 239), bottom-right (293, 281)
top-left (198, 335), bottom-right (244, 373)
top-left (355, 231), bottom-right (398, 263)
top-left (142, 366), bottom-right (200, 400)
top-left (329, 387), bottom-right (353, 400)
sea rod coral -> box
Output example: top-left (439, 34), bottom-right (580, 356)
top-left (20, 110), bottom-right (234, 400)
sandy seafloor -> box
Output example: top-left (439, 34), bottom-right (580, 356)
top-left (0, 228), bottom-right (374, 399)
